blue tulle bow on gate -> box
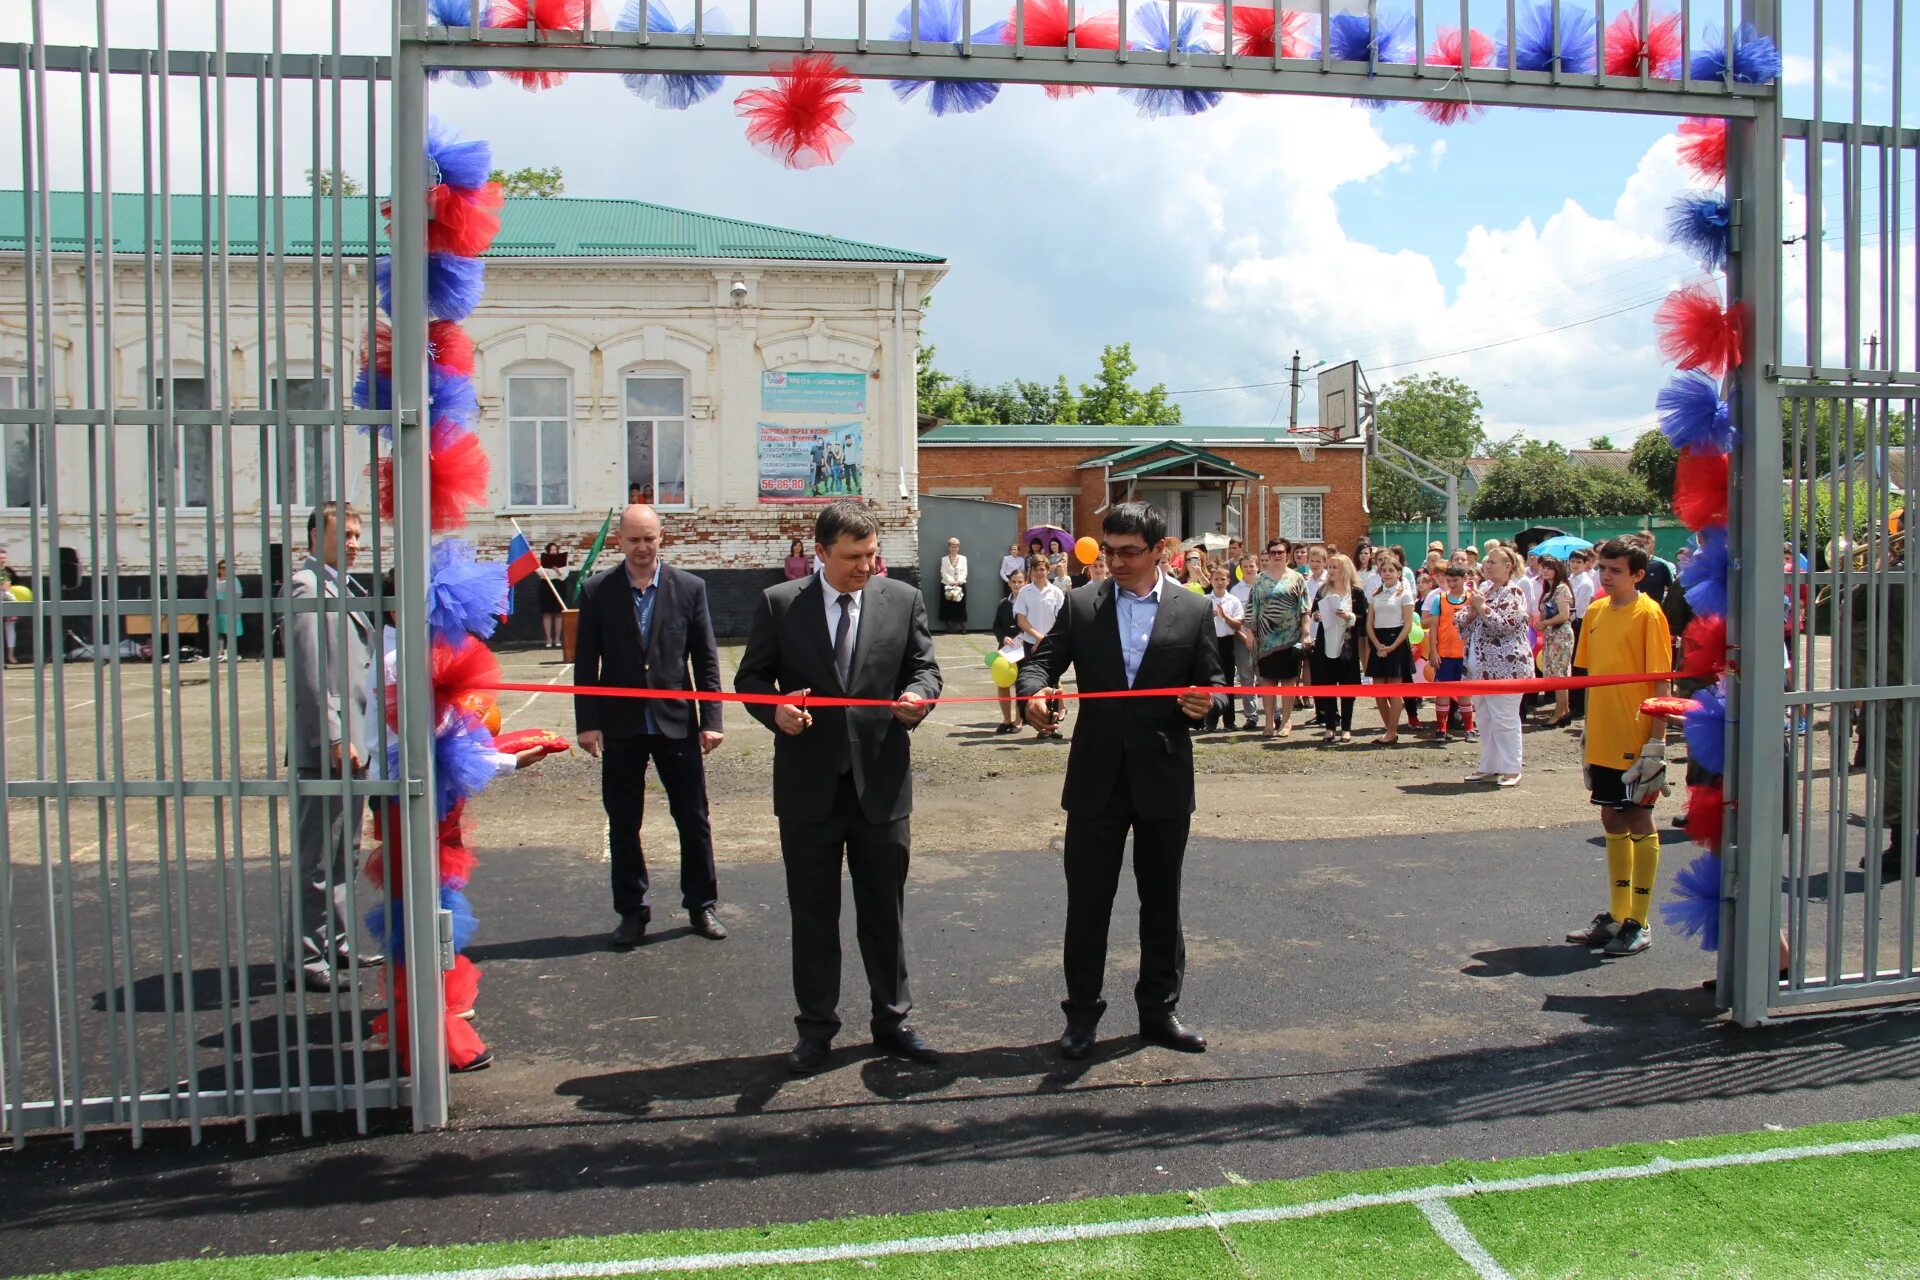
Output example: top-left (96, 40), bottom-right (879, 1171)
top-left (1328, 10), bottom-right (1413, 109)
top-left (1684, 681), bottom-right (1728, 777)
top-left (1118, 3), bottom-right (1221, 116)
top-left (1659, 852), bottom-right (1724, 951)
top-left (376, 253), bottom-right (488, 324)
top-left (615, 0), bottom-right (733, 109)
top-left (427, 0), bottom-right (495, 86)
top-left (1667, 191), bottom-right (1733, 273)
top-left (1690, 23), bottom-right (1782, 85)
top-left (1656, 371), bottom-right (1736, 454)
top-left (427, 538), bottom-right (510, 644)
top-left (1680, 525), bottom-right (1730, 621)
top-left (1502, 1), bottom-right (1597, 74)
top-left (351, 363), bottom-right (480, 438)
top-left (889, 0), bottom-right (1006, 116)
top-left (364, 885), bottom-right (480, 966)
top-left (425, 118), bottom-right (494, 192)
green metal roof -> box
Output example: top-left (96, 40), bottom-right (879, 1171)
top-left (1107, 444), bottom-right (1260, 481)
top-left (920, 423), bottom-right (1329, 446)
top-left (0, 191), bottom-right (943, 264)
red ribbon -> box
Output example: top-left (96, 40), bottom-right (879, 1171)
top-left (475, 671), bottom-right (1668, 709)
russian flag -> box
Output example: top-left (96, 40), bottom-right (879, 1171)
top-left (505, 531), bottom-right (538, 616)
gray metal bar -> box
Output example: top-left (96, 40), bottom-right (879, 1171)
top-left (0, 44), bottom-right (392, 77)
top-left (2, 1082), bottom-right (410, 1136)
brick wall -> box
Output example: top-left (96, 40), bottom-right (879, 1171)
top-left (918, 442), bottom-right (1368, 549)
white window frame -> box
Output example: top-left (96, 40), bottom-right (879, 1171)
top-left (622, 370), bottom-right (690, 511)
top-left (266, 375), bottom-right (337, 511)
top-left (159, 376), bottom-right (214, 511)
top-left (504, 370), bottom-right (572, 511)
top-left (1277, 493), bottom-right (1323, 542)
top-left (1025, 494), bottom-right (1074, 532)
top-left (0, 371), bottom-right (35, 511)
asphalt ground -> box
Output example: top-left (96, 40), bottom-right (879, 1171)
top-left (6, 818), bottom-right (1920, 1277)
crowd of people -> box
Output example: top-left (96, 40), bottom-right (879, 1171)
top-left (974, 528), bottom-right (1690, 796)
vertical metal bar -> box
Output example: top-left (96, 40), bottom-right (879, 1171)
top-left (1788, 396), bottom-right (1811, 991)
top-left (1725, 18), bottom-right (1786, 1022)
top-left (1318, 0), bottom-right (1329, 74)
top-left (1900, 390), bottom-right (1918, 978)
top-left (363, 62), bottom-right (389, 1123)
top-left (1889, 0), bottom-right (1904, 379)
top-left (1825, 370), bottom-right (1851, 988)
top-left (1809, 0), bottom-right (1825, 369)
top-left (393, 0), bottom-right (452, 1130)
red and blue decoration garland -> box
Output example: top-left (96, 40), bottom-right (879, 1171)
top-left (424, 3), bottom-right (1779, 166)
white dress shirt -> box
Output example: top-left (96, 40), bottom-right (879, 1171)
top-left (1572, 568), bottom-right (1597, 616)
top-left (1209, 589), bottom-right (1245, 638)
top-left (822, 572), bottom-right (863, 658)
top-left (1014, 581), bottom-right (1065, 639)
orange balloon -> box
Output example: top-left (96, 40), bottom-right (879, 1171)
top-left (452, 691), bottom-right (502, 736)
top-left (1075, 535), bottom-right (1099, 565)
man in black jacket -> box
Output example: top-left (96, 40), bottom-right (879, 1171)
top-left (735, 500), bottom-right (944, 1074)
top-left (1019, 502), bottom-right (1221, 1060)
top-left (574, 504), bottom-right (727, 949)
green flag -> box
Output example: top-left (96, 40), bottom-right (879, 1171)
top-left (572, 507), bottom-right (616, 605)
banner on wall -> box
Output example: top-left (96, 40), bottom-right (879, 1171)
top-left (761, 370), bottom-right (868, 414)
top-left (757, 422), bottom-right (863, 503)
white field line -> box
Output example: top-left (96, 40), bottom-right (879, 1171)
top-left (1416, 1198), bottom-right (1514, 1280)
top-left (280, 1131), bottom-right (1920, 1280)
top-left (499, 665), bottom-right (571, 731)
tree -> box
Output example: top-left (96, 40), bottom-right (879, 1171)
top-left (1588, 434), bottom-right (1616, 450)
top-left (1780, 385), bottom-right (1909, 477)
top-left (1367, 373), bottom-right (1488, 523)
top-left (1629, 429), bottom-right (1678, 502)
top-left (1076, 343), bottom-right (1181, 426)
top-left (306, 167), bottom-right (363, 197)
top-left (490, 165), bottom-right (565, 197)
top-left (1580, 466), bottom-right (1662, 516)
top-left (1469, 439), bottom-right (1661, 518)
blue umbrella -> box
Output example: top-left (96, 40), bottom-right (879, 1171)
top-left (1533, 534), bottom-right (1594, 561)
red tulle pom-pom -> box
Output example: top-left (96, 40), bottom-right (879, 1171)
top-left (433, 634), bottom-right (503, 708)
top-left (1008, 1), bottom-right (1117, 97)
top-left (427, 181), bottom-right (505, 257)
top-left (1685, 782), bottom-right (1725, 850)
top-left (1418, 28), bottom-right (1495, 125)
top-left (1214, 7), bottom-right (1309, 58)
top-left (1676, 116), bottom-right (1728, 183)
top-left (735, 55), bottom-right (862, 169)
top-left (1604, 10), bottom-right (1683, 78)
top-left (1672, 448), bottom-right (1731, 531)
top-left (439, 837), bottom-right (477, 888)
top-left (380, 423), bottom-right (492, 531)
top-left (429, 321), bottom-right (475, 376)
top-left (372, 319), bottom-right (394, 377)
top-left (488, 0), bottom-right (596, 90)
top-left (445, 1012), bottom-right (489, 1069)
top-left (1656, 285), bottom-right (1746, 376)
top-left (1680, 613), bottom-right (1729, 679)
top-left (444, 955), bottom-right (482, 1017)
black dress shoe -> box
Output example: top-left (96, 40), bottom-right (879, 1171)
top-left (1057, 1025), bottom-right (1096, 1060)
top-left (690, 907), bottom-right (729, 940)
top-left (1140, 1015), bottom-right (1208, 1053)
top-left (610, 914), bottom-right (647, 949)
top-left (786, 1036), bottom-right (833, 1075)
top-left (874, 1024), bottom-right (940, 1062)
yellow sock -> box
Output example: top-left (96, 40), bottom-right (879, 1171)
top-left (1630, 832), bottom-right (1662, 926)
top-left (1606, 833), bottom-right (1633, 922)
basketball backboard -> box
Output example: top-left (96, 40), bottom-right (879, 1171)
top-left (1314, 360), bottom-right (1368, 443)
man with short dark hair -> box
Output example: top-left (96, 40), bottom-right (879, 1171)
top-left (1018, 501), bottom-right (1222, 1060)
top-left (575, 504), bottom-right (728, 950)
top-left (286, 500), bottom-right (374, 990)
top-left (736, 499), bottom-right (944, 1074)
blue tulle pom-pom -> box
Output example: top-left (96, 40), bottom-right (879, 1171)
top-left (1329, 11), bottom-right (1413, 108)
top-left (364, 902), bottom-right (405, 965)
top-left (1659, 852), bottom-right (1724, 951)
top-left (888, 0), bottom-right (1005, 115)
top-left (1656, 372), bottom-right (1736, 455)
top-left (377, 254), bottom-right (488, 323)
top-left (1681, 525), bottom-right (1730, 621)
top-left (429, 363), bottom-right (479, 431)
top-left (614, 1), bottom-right (731, 109)
top-left (1691, 23), bottom-right (1782, 85)
top-left (1503, 2), bottom-right (1597, 74)
top-left (441, 884), bottom-right (480, 951)
top-left (428, 538), bottom-right (509, 644)
top-left (1684, 680), bottom-right (1728, 777)
top-left (353, 365), bottom-right (393, 413)
top-left (1121, 5), bottom-right (1222, 117)
top-left (434, 711), bottom-right (498, 817)
top-left (425, 117), bottom-right (493, 192)
top-left (1668, 191), bottom-right (1732, 272)
top-left (430, 0), bottom-right (481, 24)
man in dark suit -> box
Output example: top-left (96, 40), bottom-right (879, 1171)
top-left (1018, 502), bottom-right (1221, 1060)
top-left (575, 504), bottom-right (728, 949)
top-left (735, 500), bottom-right (944, 1074)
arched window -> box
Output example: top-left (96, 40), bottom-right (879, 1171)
top-left (504, 366), bottom-right (571, 508)
top-left (622, 370), bottom-right (688, 508)
top-left (0, 366), bottom-right (35, 510)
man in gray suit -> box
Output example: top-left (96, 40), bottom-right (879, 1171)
top-left (286, 500), bottom-right (375, 991)
top-left (735, 500), bottom-right (943, 1074)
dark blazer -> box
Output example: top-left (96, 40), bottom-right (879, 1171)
top-left (1017, 577), bottom-right (1223, 820)
top-left (735, 573), bottom-right (943, 825)
top-left (573, 562), bottom-right (723, 740)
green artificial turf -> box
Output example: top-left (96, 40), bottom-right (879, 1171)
top-left (34, 1113), bottom-right (1920, 1280)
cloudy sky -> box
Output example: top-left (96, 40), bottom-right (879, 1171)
top-left (5, 3), bottom-right (1909, 448)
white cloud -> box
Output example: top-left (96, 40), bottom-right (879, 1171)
top-left (1428, 139), bottom-right (1447, 170)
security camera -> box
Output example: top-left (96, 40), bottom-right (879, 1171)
top-left (729, 279), bottom-right (748, 305)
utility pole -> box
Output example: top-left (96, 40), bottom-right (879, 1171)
top-left (1287, 350), bottom-right (1302, 431)
top-left (1868, 332), bottom-right (1881, 368)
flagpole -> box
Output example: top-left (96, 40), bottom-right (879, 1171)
top-left (512, 517), bottom-right (570, 610)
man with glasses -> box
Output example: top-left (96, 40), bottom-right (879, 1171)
top-left (1017, 502), bottom-right (1221, 1060)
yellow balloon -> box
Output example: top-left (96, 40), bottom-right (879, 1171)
top-left (1408, 622), bottom-right (1426, 646)
top-left (1187, 581), bottom-right (1204, 594)
top-left (990, 655), bottom-right (1018, 688)
top-left (8, 584), bottom-right (29, 603)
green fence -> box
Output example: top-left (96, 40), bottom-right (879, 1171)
top-left (1367, 516), bottom-right (1695, 561)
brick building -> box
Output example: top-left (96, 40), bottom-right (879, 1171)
top-left (917, 424), bottom-right (1368, 554)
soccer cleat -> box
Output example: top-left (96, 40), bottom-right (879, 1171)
top-left (1566, 911), bottom-right (1619, 945)
top-left (1603, 918), bottom-right (1652, 956)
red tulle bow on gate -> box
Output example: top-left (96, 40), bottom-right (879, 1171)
top-left (487, 0), bottom-right (598, 90)
top-left (735, 54), bottom-right (863, 169)
top-left (1655, 285), bottom-right (1747, 376)
top-left (1676, 116), bottom-right (1729, 183)
top-left (1419, 28), bottom-right (1495, 125)
top-left (1603, 10), bottom-right (1682, 78)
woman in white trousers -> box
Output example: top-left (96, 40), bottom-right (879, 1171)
top-left (1461, 545), bottom-right (1532, 787)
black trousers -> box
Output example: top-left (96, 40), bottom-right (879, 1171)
top-left (1205, 635), bottom-right (1240, 730)
top-left (1061, 761), bottom-right (1190, 1028)
top-left (1311, 650), bottom-right (1360, 730)
top-left (1570, 618), bottom-right (1588, 715)
top-left (601, 732), bottom-right (718, 920)
top-left (779, 772), bottom-right (912, 1038)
